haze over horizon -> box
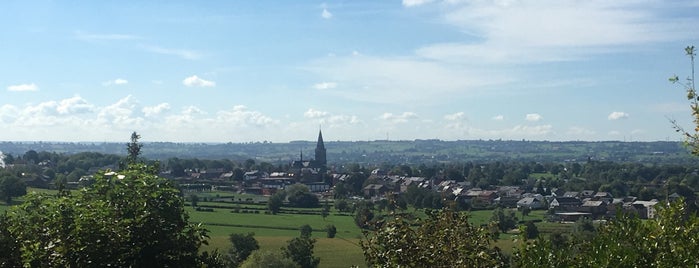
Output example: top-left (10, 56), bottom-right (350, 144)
top-left (2, 1), bottom-right (699, 143)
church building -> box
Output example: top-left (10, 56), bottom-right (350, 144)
top-left (290, 130), bottom-right (327, 182)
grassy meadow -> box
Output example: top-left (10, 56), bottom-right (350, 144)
top-left (0, 189), bottom-right (573, 267)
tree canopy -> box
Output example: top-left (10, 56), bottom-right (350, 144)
top-left (2, 162), bottom-right (220, 267)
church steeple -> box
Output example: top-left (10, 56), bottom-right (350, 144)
top-left (314, 129), bottom-right (326, 166)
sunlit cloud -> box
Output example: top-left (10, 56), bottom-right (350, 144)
top-left (313, 82), bottom-right (337, 90)
top-left (7, 83), bottom-right (38, 92)
top-left (380, 112), bottom-right (418, 123)
top-left (525, 113), bottom-right (542, 122)
top-left (608, 111), bottom-right (629, 120)
top-left (183, 75), bottom-right (216, 87)
top-left (103, 78), bottom-right (128, 86)
top-left (143, 45), bottom-right (202, 60)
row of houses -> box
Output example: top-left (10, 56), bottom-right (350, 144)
top-left (361, 173), bottom-right (671, 220)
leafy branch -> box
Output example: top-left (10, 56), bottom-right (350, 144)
top-left (669, 46), bottom-right (698, 154)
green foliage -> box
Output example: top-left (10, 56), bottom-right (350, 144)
top-left (515, 200), bottom-right (699, 267)
top-left (0, 215), bottom-right (22, 267)
top-left (300, 224), bottom-right (313, 238)
top-left (491, 207), bottom-right (518, 233)
top-left (4, 163), bottom-right (213, 267)
top-left (190, 193), bottom-right (200, 207)
top-left (286, 184), bottom-right (319, 208)
top-left (354, 201), bottom-right (374, 229)
top-left (227, 232), bottom-right (260, 267)
top-left (334, 198), bottom-right (351, 212)
top-left (361, 208), bottom-right (506, 267)
top-left (0, 171), bottom-right (26, 204)
top-left (126, 131), bottom-right (143, 164)
top-left (268, 191), bottom-right (285, 214)
top-left (669, 46), bottom-right (699, 155)
top-left (521, 221), bottom-right (539, 240)
top-left (240, 250), bottom-right (299, 268)
top-left (283, 235), bottom-right (320, 268)
top-left (325, 224), bottom-right (337, 238)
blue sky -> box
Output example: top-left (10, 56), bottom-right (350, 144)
top-left (1, 0), bottom-right (699, 142)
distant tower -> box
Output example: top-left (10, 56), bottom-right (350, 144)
top-left (314, 129), bottom-right (326, 167)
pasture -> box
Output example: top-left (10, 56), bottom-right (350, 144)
top-left (0, 189), bottom-right (573, 267)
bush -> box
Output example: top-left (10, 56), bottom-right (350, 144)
top-left (326, 224), bottom-right (337, 238)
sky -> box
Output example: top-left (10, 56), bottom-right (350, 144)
top-left (1, 0), bottom-right (699, 143)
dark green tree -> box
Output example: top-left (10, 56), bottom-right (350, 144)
top-left (299, 224), bottom-right (313, 238)
top-left (361, 208), bottom-right (505, 267)
top-left (491, 207), bottom-right (518, 233)
top-left (227, 232), bottom-right (260, 267)
top-left (325, 224), bottom-right (337, 238)
top-left (5, 163), bottom-right (212, 267)
top-left (126, 131), bottom-right (143, 164)
top-left (0, 171), bottom-right (26, 204)
top-left (282, 235), bottom-right (320, 268)
top-left (268, 191), bottom-right (285, 214)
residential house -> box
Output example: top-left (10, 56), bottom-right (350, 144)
top-left (579, 200), bottom-right (607, 216)
top-left (550, 197), bottom-right (582, 212)
top-left (517, 197), bottom-right (544, 210)
top-left (363, 184), bottom-right (388, 198)
top-left (632, 200), bottom-right (660, 219)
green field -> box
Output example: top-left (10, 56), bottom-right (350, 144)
top-left (1, 189), bottom-right (576, 267)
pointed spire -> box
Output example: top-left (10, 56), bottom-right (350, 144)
top-left (316, 129), bottom-right (325, 149)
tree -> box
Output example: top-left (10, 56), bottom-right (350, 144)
top-left (190, 193), bottom-right (199, 207)
top-left (321, 200), bottom-right (330, 220)
top-left (361, 208), bottom-right (506, 267)
top-left (4, 163), bottom-right (213, 267)
top-left (283, 234), bottom-right (320, 268)
top-left (334, 199), bottom-right (350, 213)
top-left (522, 221), bottom-right (539, 240)
top-left (268, 191), bottom-right (285, 214)
top-left (227, 232), bottom-right (260, 267)
top-left (669, 46), bottom-right (699, 155)
top-left (325, 224), bottom-right (337, 238)
top-left (0, 171), bottom-right (26, 204)
top-left (126, 131), bottom-right (143, 164)
top-left (299, 224), bottom-right (313, 238)
top-left (491, 207), bottom-right (518, 233)
top-left (516, 200), bottom-right (699, 267)
top-left (0, 215), bottom-right (22, 267)
top-left (286, 184), bottom-right (319, 208)
top-left (240, 250), bottom-right (299, 268)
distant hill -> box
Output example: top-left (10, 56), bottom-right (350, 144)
top-left (1, 140), bottom-right (696, 165)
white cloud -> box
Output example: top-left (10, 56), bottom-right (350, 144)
top-left (492, 115), bottom-right (504, 121)
top-left (608, 111), bottom-right (629, 120)
top-left (7, 83), bottom-right (38, 92)
top-left (183, 75), bottom-right (216, 87)
top-left (304, 108), bottom-right (329, 118)
top-left (215, 105), bottom-right (278, 127)
top-left (313, 82), bottom-right (337, 90)
top-left (412, 1), bottom-right (698, 64)
top-left (525, 113), bottom-right (542, 122)
top-left (142, 103), bottom-right (171, 117)
top-left (143, 45), bottom-right (202, 60)
top-left (403, 0), bottom-right (434, 7)
top-left (444, 112), bottom-right (465, 121)
top-left (74, 31), bottom-right (138, 41)
top-left (103, 78), bottom-right (128, 86)
top-left (305, 54), bottom-right (508, 104)
top-left (380, 112), bottom-right (418, 123)
top-left (322, 8), bottom-right (333, 19)
top-left (56, 96), bottom-right (94, 115)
